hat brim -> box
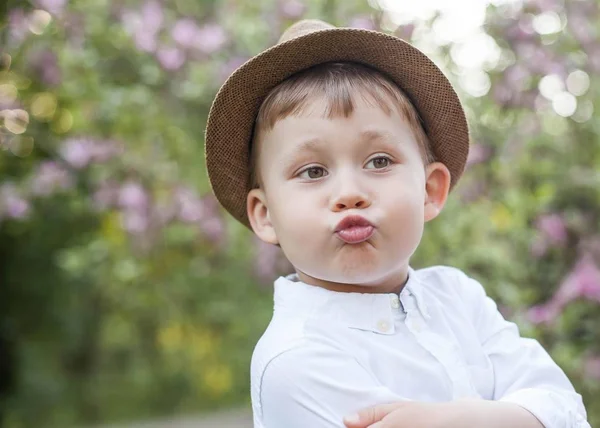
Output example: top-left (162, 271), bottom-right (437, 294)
top-left (205, 27), bottom-right (469, 229)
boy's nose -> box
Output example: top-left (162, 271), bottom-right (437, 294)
top-left (330, 187), bottom-right (371, 212)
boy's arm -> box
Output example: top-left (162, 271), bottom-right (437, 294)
top-left (257, 342), bottom-right (409, 428)
top-left (456, 270), bottom-right (590, 428)
top-left (344, 398), bottom-right (546, 427)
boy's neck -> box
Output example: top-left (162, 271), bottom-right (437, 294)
top-left (295, 267), bottom-right (410, 295)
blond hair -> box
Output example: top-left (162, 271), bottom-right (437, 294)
top-left (249, 62), bottom-right (434, 188)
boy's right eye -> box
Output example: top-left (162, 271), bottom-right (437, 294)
top-left (298, 166), bottom-right (328, 179)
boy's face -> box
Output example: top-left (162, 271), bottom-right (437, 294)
top-left (247, 95), bottom-right (450, 293)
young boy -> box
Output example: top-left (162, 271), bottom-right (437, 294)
top-left (204, 19), bottom-right (590, 428)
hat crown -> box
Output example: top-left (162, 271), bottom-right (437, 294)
top-left (278, 19), bottom-right (335, 43)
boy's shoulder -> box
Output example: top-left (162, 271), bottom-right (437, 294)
top-left (413, 264), bottom-right (476, 292)
top-left (412, 265), bottom-right (490, 312)
top-left (250, 305), bottom-right (348, 374)
top-left (249, 306), bottom-right (350, 413)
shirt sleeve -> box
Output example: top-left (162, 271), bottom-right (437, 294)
top-left (455, 270), bottom-right (590, 428)
top-left (258, 341), bottom-right (407, 428)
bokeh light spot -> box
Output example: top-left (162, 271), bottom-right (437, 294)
top-left (552, 92), bottom-right (577, 117)
top-left (450, 32), bottom-right (501, 70)
top-left (9, 135), bottom-right (34, 157)
top-left (28, 10), bottom-right (52, 35)
top-left (31, 92), bottom-right (58, 121)
top-left (532, 11), bottom-right (563, 35)
top-left (572, 100), bottom-right (594, 123)
top-left (566, 70), bottom-right (590, 96)
top-left (51, 109), bottom-right (74, 133)
top-left (2, 109), bottom-right (29, 134)
top-left (539, 74), bottom-right (564, 100)
top-left (459, 70), bottom-right (491, 97)
top-left (0, 84), bottom-right (18, 104)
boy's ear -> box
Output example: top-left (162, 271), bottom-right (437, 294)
top-left (247, 188), bottom-right (279, 245)
top-left (424, 162), bottom-right (451, 222)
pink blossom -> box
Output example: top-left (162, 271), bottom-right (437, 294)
top-left (28, 50), bottom-right (61, 87)
top-left (396, 24), bottom-right (415, 41)
top-left (466, 144), bottom-right (493, 167)
top-left (172, 18), bottom-right (201, 48)
top-left (280, 0), bottom-right (306, 20)
top-left (121, 1), bottom-right (163, 53)
top-left (517, 14), bottom-right (535, 35)
top-left (154, 202), bottom-right (177, 225)
top-left (527, 255), bottom-right (600, 324)
top-left (530, 238), bottom-right (549, 259)
top-left (35, 0), bottom-right (67, 15)
top-left (553, 254), bottom-right (600, 307)
top-left (583, 355), bottom-right (600, 380)
top-left (59, 138), bottom-right (121, 168)
top-left (254, 237), bottom-right (283, 279)
top-left (91, 140), bottom-right (123, 162)
top-left (121, 210), bottom-right (149, 234)
top-left (7, 9), bottom-right (29, 44)
top-left (201, 216), bottom-right (225, 244)
top-left (118, 181), bottom-right (149, 211)
top-left (568, 13), bottom-right (595, 45)
top-left (219, 56), bottom-right (248, 83)
top-left (535, 213), bottom-right (568, 245)
top-left (349, 16), bottom-right (376, 31)
top-left (526, 302), bottom-right (561, 325)
top-left (587, 47), bottom-right (600, 73)
top-left (156, 47), bottom-right (185, 71)
top-left (63, 11), bottom-right (86, 48)
top-left (504, 64), bottom-right (530, 90)
top-left (492, 83), bottom-right (512, 106)
top-left (60, 138), bottom-right (95, 168)
top-left (197, 195), bottom-right (225, 244)
top-left (457, 180), bottom-right (487, 203)
top-left (29, 161), bottom-right (74, 196)
top-left (134, 30), bottom-right (157, 53)
top-left (195, 24), bottom-right (227, 54)
top-left (174, 186), bottom-right (205, 223)
top-left (505, 24), bottom-right (535, 44)
top-left (140, 0), bottom-right (163, 33)
top-left (0, 183), bottom-right (30, 220)
top-left (92, 180), bottom-right (120, 211)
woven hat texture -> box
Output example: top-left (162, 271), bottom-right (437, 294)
top-left (205, 19), bottom-right (470, 229)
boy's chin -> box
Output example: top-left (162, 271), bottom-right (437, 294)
top-left (303, 268), bottom-right (392, 287)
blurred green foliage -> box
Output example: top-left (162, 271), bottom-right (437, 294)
top-left (0, 0), bottom-right (599, 427)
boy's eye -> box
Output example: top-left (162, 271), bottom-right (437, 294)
top-left (299, 166), bottom-right (327, 179)
top-left (366, 156), bottom-right (391, 169)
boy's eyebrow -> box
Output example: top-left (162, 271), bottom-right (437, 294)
top-left (289, 129), bottom-right (394, 155)
top-left (283, 129), bottom-right (399, 170)
top-left (359, 129), bottom-right (394, 142)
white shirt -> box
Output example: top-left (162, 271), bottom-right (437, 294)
top-left (250, 265), bottom-right (590, 428)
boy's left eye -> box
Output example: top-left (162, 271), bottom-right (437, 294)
top-left (365, 156), bottom-right (391, 169)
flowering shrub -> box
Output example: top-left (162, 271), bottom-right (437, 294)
top-left (0, 0), bottom-right (598, 426)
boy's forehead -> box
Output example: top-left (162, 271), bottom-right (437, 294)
top-left (263, 116), bottom-right (413, 159)
top-left (267, 93), bottom-right (397, 129)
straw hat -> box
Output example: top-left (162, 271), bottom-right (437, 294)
top-left (205, 19), bottom-right (469, 229)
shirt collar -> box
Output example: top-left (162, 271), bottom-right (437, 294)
top-left (273, 266), bottom-right (429, 334)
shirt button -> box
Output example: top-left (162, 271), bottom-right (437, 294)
top-left (390, 296), bottom-right (400, 309)
top-left (377, 320), bottom-right (390, 333)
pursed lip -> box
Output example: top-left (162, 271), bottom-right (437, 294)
top-left (334, 215), bottom-right (375, 244)
top-left (334, 215), bottom-right (374, 232)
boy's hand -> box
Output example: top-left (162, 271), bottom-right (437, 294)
top-left (343, 401), bottom-right (458, 428)
top-left (343, 399), bottom-right (545, 428)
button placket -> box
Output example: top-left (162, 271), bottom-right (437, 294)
top-left (402, 293), bottom-right (479, 399)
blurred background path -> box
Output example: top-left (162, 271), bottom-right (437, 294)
top-left (100, 409), bottom-right (253, 428)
